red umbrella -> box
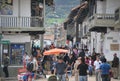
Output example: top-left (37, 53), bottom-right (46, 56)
top-left (43, 48), bottom-right (68, 55)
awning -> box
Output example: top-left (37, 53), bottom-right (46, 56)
top-left (63, 5), bottom-right (81, 30)
top-left (68, 5), bottom-right (81, 19)
top-left (74, 8), bottom-right (89, 24)
top-left (65, 5), bottom-right (89, 24)
top-left (65, 0), bottom-right (96, 25)
top-left (64, 0), bottom-right (91, 29)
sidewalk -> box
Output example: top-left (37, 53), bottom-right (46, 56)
top-left (36, 75), bottom-right (120, 81)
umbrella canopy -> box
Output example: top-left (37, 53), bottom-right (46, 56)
top-left (43, 48), bottom-right (68, 55)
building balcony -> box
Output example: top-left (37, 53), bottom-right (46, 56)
top-left (87, 14), bottom-right (114, 33)
top-left (0, 16), bottom-right (45, 34)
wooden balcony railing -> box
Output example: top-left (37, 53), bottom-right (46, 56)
top-left (87, 14), bottom-right (114, 30)
top-left (0, 16), bottom-right (43, 28)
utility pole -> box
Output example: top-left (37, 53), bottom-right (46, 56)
top-left (40, 0), bottom-right (45, 49)
top-left (0, 32), bottom-right (2, 66)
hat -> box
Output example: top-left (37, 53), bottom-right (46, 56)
top-left (58, 56), bottom-right (63, 60)
top-left (102, 58), bottom-right (107, 63)
top-left (114, 53), bottom-right (117, 56)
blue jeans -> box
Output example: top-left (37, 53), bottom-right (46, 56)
top-left (101, 74), bottom-right (110, 81)
top-left (88, 65), bottom-right (93, 75)
top-left (79, 76), bottom-right (88, 81)
top-left (57, 74), bottom-right (66, 81)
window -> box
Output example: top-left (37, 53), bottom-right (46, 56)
top-left (115, 8), bottom-right (119, 21)
top-left (10, 44), bottom-right (25, 65)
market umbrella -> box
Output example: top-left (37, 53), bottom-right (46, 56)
top-left (43, 48), bottom-right (68, 55)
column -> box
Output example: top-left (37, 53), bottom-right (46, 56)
top-left (40, 34), bottom-right (44, 49)
top-left (0, 34), bottom-right (2, 65)
top-left (76, 22), bottom-right (79, 47)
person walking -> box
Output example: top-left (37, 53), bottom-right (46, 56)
top-left (50, 56), bottom-right (57, 74)
top-left (74, 58), bottom-right (80, 81)
top-left (100, 58), bottom-right (111, 81)
top-left (54, 57), bottom-right (67, 81)
top-left (3, 54), bottom-right (9, 77)
top-left (68, 54), bottom-right (76, 76)
top-left (88, 56), bottom-right (94, 76)
top-left (23, 52), bottom-right (30, 67)
top-left (77, 57), bottom-right (88, 81)
top-left (79, 49), bottom-right (85, 58)
top-left (30, 56), bottom-right (38, 73)
top-left (112, 53), bottom-right (119, 79)
top-left (94, 56), bottom-right (102, 81)
top-left (30, 55), bottom-right (38, 80)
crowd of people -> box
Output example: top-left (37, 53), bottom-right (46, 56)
top-left (2, 44), bottom-right (119, 81)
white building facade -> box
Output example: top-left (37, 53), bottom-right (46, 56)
top-left (82, 0), bottom-right (120, 61)
top-left (0, 0), bottom-right (50, 76)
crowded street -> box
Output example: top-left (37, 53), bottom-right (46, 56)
top-left (0, 0), bottom-right (120, 81)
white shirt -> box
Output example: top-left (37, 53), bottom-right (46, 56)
top-left (94, 60), bottom-right (101, 70)
top-left (31, 57), bottom-right (38, 71)
top-left (23, 55), bottom-right (30, 65)
top-left (89, 60), bottom-right (92, 66)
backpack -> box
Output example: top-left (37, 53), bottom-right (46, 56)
top-left (27, 62), bottom-right (33, 72)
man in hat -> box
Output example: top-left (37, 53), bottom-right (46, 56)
top-left (3, 54), bottom-right (9, 77)
top-left (54, 57), bottom-right (67, 81)
top-left (112, 53), bottom-right (119, 79)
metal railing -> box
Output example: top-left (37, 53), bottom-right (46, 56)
top-left (0, 16), bottom-right (43, 28)
top-left (89, 14), bottom-right (114, 21)
top-left (87, 14), bottom-right (115, 27)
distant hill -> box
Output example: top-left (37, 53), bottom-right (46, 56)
top-left (45, 0), bottom-right (80, 27)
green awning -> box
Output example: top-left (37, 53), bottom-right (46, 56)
top-left (0, 40), bottom-right (10, 44)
